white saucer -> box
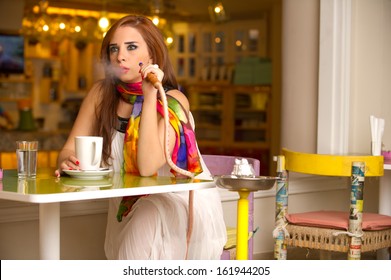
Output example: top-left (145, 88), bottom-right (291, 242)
top-left (63, 168), bottom-right (112, 180)
top-left (61, 177), bottom-right (112, 189)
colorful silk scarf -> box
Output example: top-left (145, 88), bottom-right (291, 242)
top-left (115, 81), bottom-right (203, 222)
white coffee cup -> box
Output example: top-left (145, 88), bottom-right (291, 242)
top-left (75, 136), bottom-right (103, 170)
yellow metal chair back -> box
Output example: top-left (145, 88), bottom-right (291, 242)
top-left (282, 148), bottom-right (383, 177)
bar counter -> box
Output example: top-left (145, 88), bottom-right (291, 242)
top-left (0, 129), bottom-right (68, 152)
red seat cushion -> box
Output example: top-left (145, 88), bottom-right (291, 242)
top-left (286, 210), bottom-right (391, 231)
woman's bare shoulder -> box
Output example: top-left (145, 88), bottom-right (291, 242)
top-left (166, 89), bottom-right (190, 111)
top-left (87, 80), bottom-right (104, 97)
top-left (81, 80), bottom-right (105, 105)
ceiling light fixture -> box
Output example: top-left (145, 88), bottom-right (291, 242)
top-left (152, 16), bottom-right (160, 26)
top-left (21, 0), bottom-right (173, 47)
top-left (98, 1), bottom-right (110, 33)
top-left (98, 14), bottom-right (110, 30)
top-left (208, 1), bottom-right (228, 23)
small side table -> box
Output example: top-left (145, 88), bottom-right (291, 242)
top-left (215, 175), bottom-right (278, 260)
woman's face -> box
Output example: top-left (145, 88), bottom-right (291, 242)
top-left (108, 26), bottom-right (151, 83)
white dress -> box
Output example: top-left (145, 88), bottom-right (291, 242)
top-left (104, 128), bottom-right (227, 259)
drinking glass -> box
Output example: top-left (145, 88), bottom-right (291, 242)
top-left (16, 141), bottom-right (38, 178)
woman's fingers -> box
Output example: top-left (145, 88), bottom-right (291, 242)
top-left (55, 156), bottom-right (80, 177)
top-left (141, 63), bottom-right (164, 81)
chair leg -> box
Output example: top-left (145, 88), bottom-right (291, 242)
top-left (274, 155), bottom-right (288, 260)
top-left (347, 162), bottom-right (365, 260)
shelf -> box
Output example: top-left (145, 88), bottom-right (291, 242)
top-left (0, 78), bottom-right (33, 83)
top-left (197, 141), bottom-right (225, 147)
top-left (192, 107), bottom-right (223, 111)
top-left (196, 128), bottom-right (222, 141)
top-left (196, 124), bottom-right (222, 129)
top-left (187, 83), bottom-right (272, 173)
top-left (235, 108), bottom-right (267, 113)
top-left (229, 142), bottom-right (270, 149)
top-left (235, 130), bottom-right (266, 142)
top-left (235, 125), bottom-right (268, 130)
top-left (0, 80), bottom-right (33, 101)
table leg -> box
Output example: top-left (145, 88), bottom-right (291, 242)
top-left (379, 172), bottom-right (391, 215)
top-left (236, 191), bottom-right (250, 260)
top-left (39, 202), bottom-right (60, 260)
top-left (378, 173), bottom-right (391, 260)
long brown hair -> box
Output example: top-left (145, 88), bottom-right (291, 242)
top-left (94, 15), bottom-right (178, 166)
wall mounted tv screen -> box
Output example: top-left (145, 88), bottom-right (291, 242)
top-left (0, 34), bottom-right (25, 75)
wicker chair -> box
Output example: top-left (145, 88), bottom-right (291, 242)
top-left (202, 154), bottom-right (260, 260)
top-left (274, 148), bottom-right (391, 260)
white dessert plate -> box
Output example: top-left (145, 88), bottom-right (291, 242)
top-left (63, 168), bottom-right (112, 180)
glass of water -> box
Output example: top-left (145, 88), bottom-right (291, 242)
top-left (16, 141), bottom-right (38, 178)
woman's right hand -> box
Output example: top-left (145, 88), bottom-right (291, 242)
top-left (54, 155), bottom-right (80, 177)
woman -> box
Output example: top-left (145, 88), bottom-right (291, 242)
top-left (55, 15), bottom-right (227, 259)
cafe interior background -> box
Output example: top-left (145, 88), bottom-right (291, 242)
top-left (0, 0), bottom-right (390, 259)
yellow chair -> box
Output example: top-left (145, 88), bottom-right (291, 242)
top-left (0, 150), bottom-right (59, 169)
top-left (274, 148), bottom-right (391, 260)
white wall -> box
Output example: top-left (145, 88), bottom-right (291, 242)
top-left (281, 0), bottom-right (319, 152)
top-left (350, 0), bottom-right (391, 153)
top-left (317, 0), bottom-right (391, 155)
